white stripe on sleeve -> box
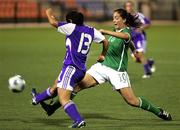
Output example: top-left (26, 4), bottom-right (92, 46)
top-left (57, 23), bottom-right (76, 35)
top-left (93, 28), bottom-right (105, 43)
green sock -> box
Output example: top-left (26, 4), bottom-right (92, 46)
top-left (138, 97), bottom-right (161, 116)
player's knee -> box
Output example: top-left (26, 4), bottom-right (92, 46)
top-left (74, 84), bottom-right (82, 93)
top-left (54, 79), bottom-right (58, 84)
top-left (49, 87), bottom-right (57, 97)
top-left (50, 86), bottom-right (57, 94)
top-left (57, 88), bottom-right (71, 106)
top-left (125, 97), bottom-right (139, 107)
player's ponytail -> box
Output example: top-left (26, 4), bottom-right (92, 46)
top-left (114, 8), bottom-right (141, 27)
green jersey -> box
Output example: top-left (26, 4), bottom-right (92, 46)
top-left (101, 27), bottom-right (131, 71)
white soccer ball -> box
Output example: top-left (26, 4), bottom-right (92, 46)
top-left (8, 75), bottom-right (26, 93)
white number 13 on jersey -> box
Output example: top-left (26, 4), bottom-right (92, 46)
top-left (77, 33), bottom-right (92, 54)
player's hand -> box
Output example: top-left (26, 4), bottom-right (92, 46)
top-left (97, 54), bottom-right (105, 62)
top-left (99, 29), bottom-right (105, 34)
top-left (46, 8), bottom-right (53, 14)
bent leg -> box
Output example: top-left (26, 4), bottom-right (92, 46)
top-left (118, 87), bottom-right (139, 107)
top-left (41, 73), bottom-right (98, 116)
top-left (58, 88), bottom-right (84, 123)
top-left (32, 78), bottom-right (58, 105)
top-left (138, 52), bottom-right (151, 76)
top-left (118, 87), bottom-right (161, 116)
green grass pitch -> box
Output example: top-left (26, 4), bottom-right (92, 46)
top-left (0, 24), bottom-right (180, 130)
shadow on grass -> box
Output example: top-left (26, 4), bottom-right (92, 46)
top-left (0, 117), bottom-right (69, 127)
top-left (83, 112), bottom-right (180, 128)
top-left (0, 112), bottom-right (180, 128)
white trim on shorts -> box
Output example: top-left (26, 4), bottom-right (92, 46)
top-left (87, 63), bottom-right (131, 90)
top-left (57, 66), bottom-right (76, 91)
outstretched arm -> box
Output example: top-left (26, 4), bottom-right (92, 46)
top-left (99, 29), bottom-right (130, 40)
top-left (97, 39), bottom-right (109, 62)
top-left (46, 8), bottom-right (58, 28)
top-left (136, 17), bottom-right (151, 32)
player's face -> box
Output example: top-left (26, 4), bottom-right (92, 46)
top-left (125, 2), bottom-right (134, 14)
top-left (113, 12), bottom-right (125, 30)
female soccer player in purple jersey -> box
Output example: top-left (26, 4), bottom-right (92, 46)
top-left (124, 1), bottom-right (155, 78)
top-left (31, 8), bottom-right (108, 128)
top-left (32, 8), bottom-right (172, 123)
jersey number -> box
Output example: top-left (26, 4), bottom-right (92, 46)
top-left (77, 33), bottom-right (92, 54)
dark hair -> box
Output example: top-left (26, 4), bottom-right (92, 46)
top-left (66, 11), bottom-right (84, 26)
top-left (114, 8), bottom-right (141, 27)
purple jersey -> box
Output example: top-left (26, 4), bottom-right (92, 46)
top-left (131, 13), bottom-right (150, 52)
top-left (131, 12), bottom-right (150, 39)
top-left (57, 22), bottom-right (105, 70)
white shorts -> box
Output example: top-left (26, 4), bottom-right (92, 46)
top-left (87, 63), bottom-right (131, 90)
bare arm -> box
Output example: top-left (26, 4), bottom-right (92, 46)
top-left (129, 40), bottom-right (136, 52)
top-left (100, 39), bottom-right (109, 57)
top-left (46, 8), bottom-right (58, 28)
top-left (136, 23), bottom-right (150, 32)
top-left (97, 39), bottom-right (109, 62)
top-left (141, 23), bottom-right (150, 30)
top-left (99, 29), bottom-right (129, 40)
top-left (129, 41), bottom-right (139, 58)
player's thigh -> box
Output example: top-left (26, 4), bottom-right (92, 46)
top-left (74, 63), bottom-right (107, 92)
top-left (75, 73), bottom-right (98, 92)
top-left (57, 65), bottom-right (85, 91)
top-left (109, 71), bottom-right (131, 90)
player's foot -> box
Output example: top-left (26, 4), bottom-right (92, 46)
top-left (148, 58), bottom-right (156, 73)
top-left (158, 108), bottom-right (172, 121)
top-left (40, 101), bottom-right (55, 116)
top-left (142, 74), bottom-right (151, 79)
top-left (31, 88), bottom-right (38, 105)
top-left (150, 65), bottom-right (156, 73)
top-left (68, 120), bottom-right (86, 128)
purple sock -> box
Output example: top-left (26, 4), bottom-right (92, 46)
top-left (144, 63), bottom-right (151, 75)
top-left (64, 101), bottom-right (83, 122)
top-left (35, 87), bottom-right (52, 103)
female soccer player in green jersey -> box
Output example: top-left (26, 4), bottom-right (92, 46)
top-left (33, 8), bottom-right (172, 122)
top-left (72, 8), bottom-right (172, 121)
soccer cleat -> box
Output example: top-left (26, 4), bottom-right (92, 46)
top-left (148, 58), bottom-right (156, 73)
top-left (142, 74), bottom-right (151, 79)
top-left (31, 88), bottom-right (38, 105)
top-left (40, 101), bottom-right (55, 116)
top-left (158, 108), bottom-right (172, 121)
top-left (150, 65), bottom-right (156, 73)
top-left (69, 120), bottom-right (86, 128)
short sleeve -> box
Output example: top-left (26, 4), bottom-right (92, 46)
top-left (138, 13), bottom-right (150, 25)
top-left (122, 28), bottom-right (131, 43)
top-left (57, 22), bottom-right (76, 35)
top-left (144, 17), bottom-right (150, 24)
top-left (93, 28), bottom-right (105, 43)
